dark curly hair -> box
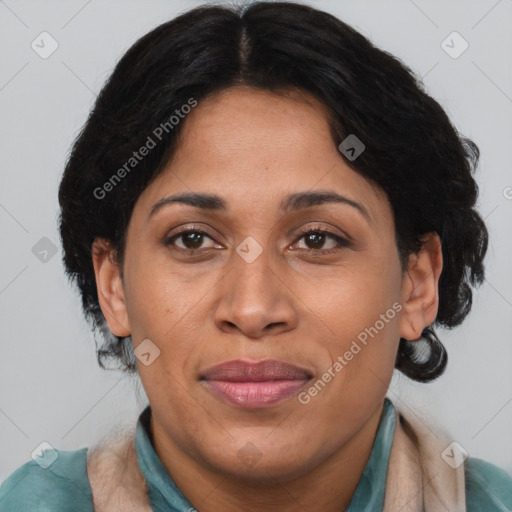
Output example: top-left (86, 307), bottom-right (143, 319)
top-left (58, 1), bottom-right (488, 382)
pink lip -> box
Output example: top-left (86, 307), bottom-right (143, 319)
top-left (200, 359), bottom-right (313, 408)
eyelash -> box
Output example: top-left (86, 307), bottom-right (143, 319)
top-left (164, 225), bottom-right (351, 255)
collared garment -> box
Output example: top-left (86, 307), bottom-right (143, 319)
top-left (1, 398), bottom-right (511, 511)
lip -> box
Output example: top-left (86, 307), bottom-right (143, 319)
top-left (200, 359), bottom-right (313, 408)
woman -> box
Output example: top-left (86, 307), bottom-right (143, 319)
top-left (1, 2), bottom-right (510, 510)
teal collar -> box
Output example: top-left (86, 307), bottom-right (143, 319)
top-left (346, 397), bottom-right (396, 511)
top-left (135, 398), bottom-right (396, 511)
top-left (135, 406), bottom-right (194, 512)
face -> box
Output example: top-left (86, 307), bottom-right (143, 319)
top-left (93, 85), bottom-right (442, 483)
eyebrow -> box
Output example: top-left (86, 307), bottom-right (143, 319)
top-left (148, 190), bottom-right (371, 223)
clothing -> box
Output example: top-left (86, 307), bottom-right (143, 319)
top-left (0, 398), bottom-right (510, 511)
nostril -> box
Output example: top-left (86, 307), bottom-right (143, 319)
top-left (266, 322), bottom-right (284, 330)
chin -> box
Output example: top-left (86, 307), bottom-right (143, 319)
top-left (201, 441), bottom-right (315, 484)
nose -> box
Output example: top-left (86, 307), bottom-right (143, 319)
top-left (213, 243), bottom-right (298, 339)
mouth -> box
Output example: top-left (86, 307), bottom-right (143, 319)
top-left (200, 359), bottom-right (313, 408)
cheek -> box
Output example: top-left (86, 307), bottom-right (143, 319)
top-left (124, 262), bottom-right (215, 384)
top-left (312, 259), bottom-right (402, 393)
top-left (317, 264), bottom-right (400, 338)
top-left (124, 257), bottom-right (204, 337)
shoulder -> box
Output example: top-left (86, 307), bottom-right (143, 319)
top-left (465, 457), bottom-right (512, 511)
top-left (0, 447), bottom-right (93, 512)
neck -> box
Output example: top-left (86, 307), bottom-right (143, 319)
top-left (151, 401), bottom-right (385, 512)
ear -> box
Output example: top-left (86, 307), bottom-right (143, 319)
top-left (91, 238), bottom-right (131, 337)
top-left (399, 232), bottom-right (443, 341)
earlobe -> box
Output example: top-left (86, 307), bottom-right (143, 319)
top-left (398, 232), bottom-right (443, 342)
top-left (91, 238), bottom-right (131, 337)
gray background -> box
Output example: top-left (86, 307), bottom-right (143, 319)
top-left (1, 0), bottom-right (511, 483)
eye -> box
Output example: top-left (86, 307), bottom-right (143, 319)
top-left (164, 227), bottom-right (221, 252)
top-left (292, 228), bottom-right (351, 253)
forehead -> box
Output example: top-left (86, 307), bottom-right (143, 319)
top-left (176, 85), bottom-right (334, 162)
top-left (136, 85), bottom-right (392, 229)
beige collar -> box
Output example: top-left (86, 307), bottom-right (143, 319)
top-left (87, 403), bottom-right (466, 511)
top-left (383, 403), bottom-right (466, 511)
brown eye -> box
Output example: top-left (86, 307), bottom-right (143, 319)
top-left (294, 228), bottom-right (350, 253)
top-left (180, 232), bottom-right (205, 249)
top-left (303, 232), bottom-right (328, 250)
top-left (165, 229), bottom-right (219, 251)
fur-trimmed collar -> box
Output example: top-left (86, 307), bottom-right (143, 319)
top-left (86, 405), bottom-right (466, 511)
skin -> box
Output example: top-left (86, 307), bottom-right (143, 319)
top-left (92, 85), bottom-right (443, 512)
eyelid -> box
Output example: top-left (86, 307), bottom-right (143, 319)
top-left (293, 223), bottom-right (352, 244)
top-left (290, 226), bottom-right (351, 253)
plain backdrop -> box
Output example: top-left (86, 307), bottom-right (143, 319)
top-left (1, 0), bottom-right (511, 484)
